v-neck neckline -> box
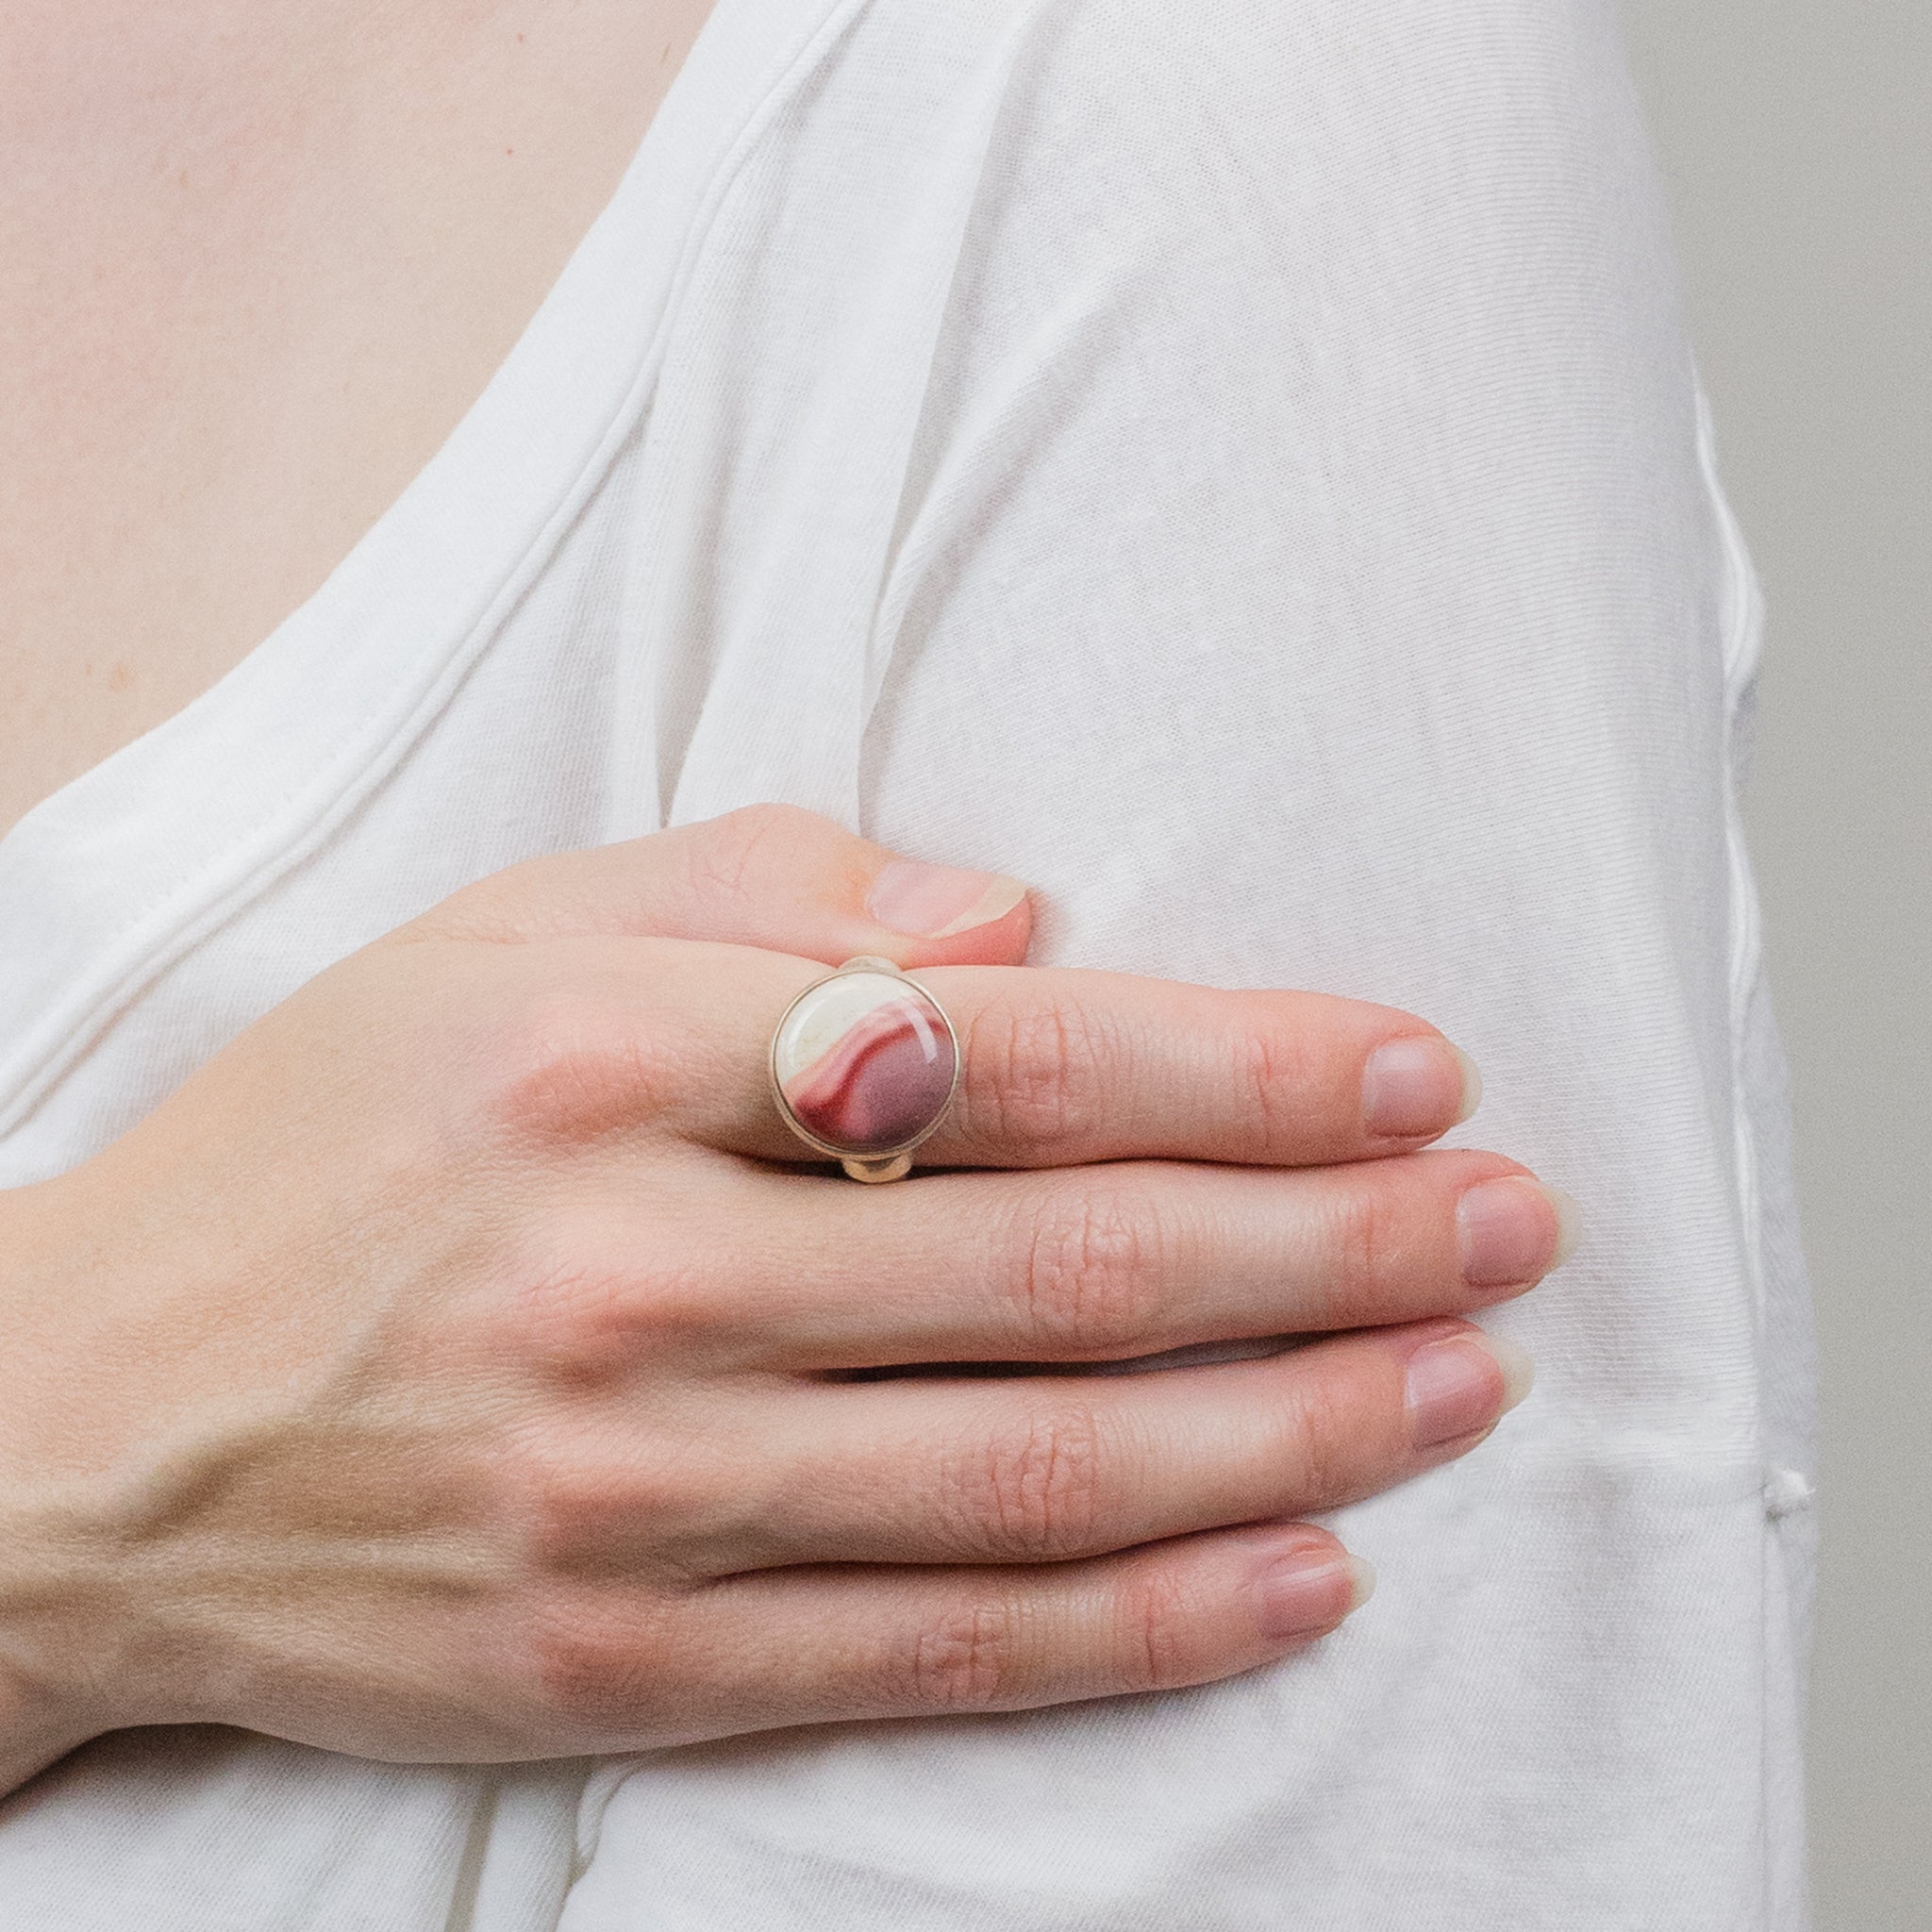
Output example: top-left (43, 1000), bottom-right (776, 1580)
top-left (0, 0), bottom-right (851, 1141)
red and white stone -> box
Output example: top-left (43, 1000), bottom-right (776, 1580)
top-left (773, 969), bottom-right (957, 1157)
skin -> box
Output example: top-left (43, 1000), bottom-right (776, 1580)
top-left (0, 806), bottom-right (1568, 1792)
top-left (0, 9), bottom-right (1573, 1798)
top-left (0, 0), bottom-right (715, 838)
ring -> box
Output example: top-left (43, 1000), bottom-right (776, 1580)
top-left (770, 957), bottom-right (961, 1182)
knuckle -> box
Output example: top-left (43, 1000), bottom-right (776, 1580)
top-left (487, 988), bottom-right (681, 1142)
top-left (1115, 1562), bottom-right (1201, 1694)
top-left (1278, 1364), bottom-right (1369, 1506)
top-left (894, 1599), bottom-right (1026, 1711)
top-left (1327, 1179), bottom-right (1407, 1319)
top-left (942, 1403), bottom-right (1107, 1560)
top-left (1241, 1022), bottom-right (1317, 1153)
top-left (509, 1441), bottom-right (632, 1568)
top-left (1011, 1185), bottom-right (1169, 1351)
top-left (677, 803), bottom-right (813, 908)
top-left (500, 1424), bottom-right (719, 1573)
top-left (958, 994), bottom-right (1108, 1156)
top-left (525, 1594), bottom-right (673, 1732)
top-left (491, 1226), bottom-right (713, 1375)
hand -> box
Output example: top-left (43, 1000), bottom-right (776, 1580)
top-left (0, 807), bottom-right (1568, 1788)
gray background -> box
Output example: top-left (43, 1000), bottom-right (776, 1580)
top-left (1622, 5), bottom-right (1929, 1926)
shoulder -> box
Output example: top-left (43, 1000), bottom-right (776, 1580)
top-left (963, 0), bottom-right (1653, 249)
top-left (817, 0), bottom-right (1680, 420)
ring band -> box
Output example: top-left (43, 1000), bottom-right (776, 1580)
top-left (769, 957), bottom-right (961, 1181)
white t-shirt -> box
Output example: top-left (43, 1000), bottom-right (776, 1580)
top-left (0, 0), bottom-right (1814, 1925)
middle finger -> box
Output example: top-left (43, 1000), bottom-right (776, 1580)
top-left (646, 1147), bottom-right (1572, 1372)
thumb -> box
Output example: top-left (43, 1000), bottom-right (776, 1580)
top-left (401, 803), bottom-right (1034, 968)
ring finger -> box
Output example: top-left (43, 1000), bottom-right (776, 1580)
top-left (561, 1318), bottom-right (1529, 1574)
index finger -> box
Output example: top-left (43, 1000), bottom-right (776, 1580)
top-left (642, 949), bottom-right (1479, 1170)
top-left (922, 967), bottom-right (1479, 1168)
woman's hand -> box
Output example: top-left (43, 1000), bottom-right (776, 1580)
top-left (0, 807), bottom-right (1568, 1789)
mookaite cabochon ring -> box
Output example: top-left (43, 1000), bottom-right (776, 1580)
top-left (769, 957), bottom-right (961, 1182)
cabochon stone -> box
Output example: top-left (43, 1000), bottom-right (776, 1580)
top-left (774, 970), bottom-right (956, 1156)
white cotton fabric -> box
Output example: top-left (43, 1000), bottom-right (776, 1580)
top-left (0, 0), bottom-right (1814, 1924)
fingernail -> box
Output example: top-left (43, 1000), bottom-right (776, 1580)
top-left (866, 858), bottom-right (1029, 939)
top-left (1253, 1546), bottom-right (1376, 1641)
top-left (1361, 1037), bottom-right (1478, 1138)
top-left (1547, 1186), bottom-right (1581, 1265)
top-left (1404, 1331), bottom-right (1535, 1448)
top-left (1457, 1176), bottom-right (1578, 1289)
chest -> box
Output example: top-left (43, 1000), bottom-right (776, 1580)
top-left (0, 0), bottom-right (701, 842)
